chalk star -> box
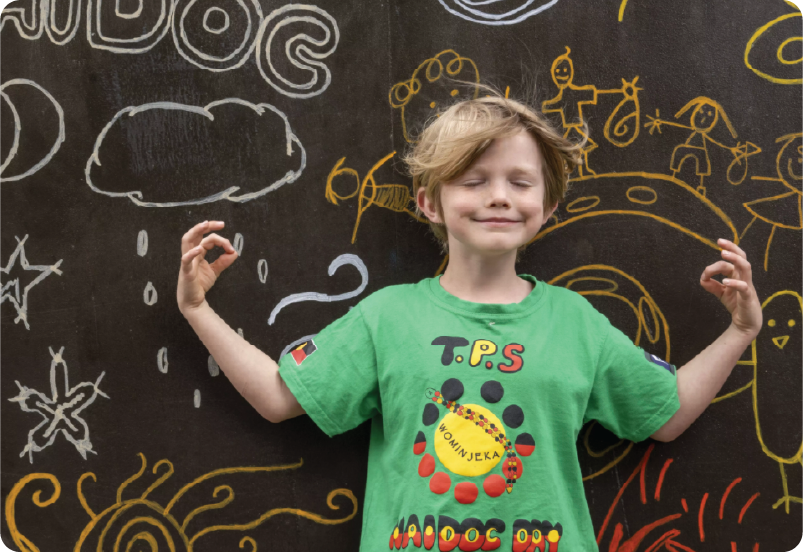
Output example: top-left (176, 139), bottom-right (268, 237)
top-left (1, 235), bottom-right (63, 329)
top-left (8, 346), bottom-right (108, 463)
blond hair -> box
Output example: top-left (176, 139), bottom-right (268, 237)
top-left (405, 92), bottom-right (584, 253)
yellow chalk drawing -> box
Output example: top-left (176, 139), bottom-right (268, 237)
top-left (710, 290), bottom-right (802, 514)
top-left (644, 97), bottom-right (761, 196)
top-left (542, 47), bottom-right (642, 176)
top-left (741, 132), bottom-right (802, 271)
top-left (531, 171), bottom-right (740, 250)
top-left (744, 2), bottom-right (803, 85)
top-left (326, 152), bottom-right (427, 243)
top-left (389, 49), bottom-right (480, 143)
top-left (618, 0), bottom-right (629, 21)
top-left (5, 454), bottom-right (358, 551)
top-left (550, 265), bottom-right (669, 479)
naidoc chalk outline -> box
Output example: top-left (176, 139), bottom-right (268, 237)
top-left (0, 79), bottom-right (66, 182)
top-left (0, 235), bottom-right (63, 330)
top-left (268, 254), bottom-right (367, 325)
top-left (3, 1), bottom-right (339, 96)
top-left (436, 0), bottom-right (560, 25)
top-left (85, 98), bottom-right (306, 207)
top-left (172, 0), bottom-right (263, 71)
top-left (88, 0), bottom-right (171, 53)
top-left (8, 347), bottom-right (108, 463)
top-left (255, 4), bottom-right (339, 98)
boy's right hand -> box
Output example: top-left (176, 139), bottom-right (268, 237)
top-left (178, 221), bottom-right (238, 314)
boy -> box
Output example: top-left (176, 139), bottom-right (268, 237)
top-left (177, 96), bottom-right (762, 551)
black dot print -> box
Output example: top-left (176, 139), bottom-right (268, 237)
top-left (441, 378), bottom-right (464, 401)
top-left (423, 403), bottom-right (439, 426)
top-left (503, 404), bottom-right (524, 428)
top-left (481, 381), bottom-right (504, 403)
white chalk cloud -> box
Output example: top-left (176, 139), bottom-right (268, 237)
top-left (85, 98), bottom-right (306, 207)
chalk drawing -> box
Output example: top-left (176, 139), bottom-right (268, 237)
top-left (268, 254), bottom-right (367, 325)
top-left (194, 389), bottom-right (201, 408)
top-left (741, 133), bottom-right (802, 271)
top-left (1, 235), bottom-right (63, 330)
top-left (644, 96), bottom-right (759, 196)
top-left (208, 355), bottom-right (220, 377)
top-left (237, 327), bottom-right (244, 337)
top-left (172, 0), bottom-right (263, 71)
top-left (0, 79), bottom-right (65, 182)
top-left (157, 347), bottom-right (168, 373)
top-left (85, 99), bottom-right (306, 206)
top-left (8, 347), bottom-right (108, 463)
top-left (744, 2), bottom-right (802, 85)
top-left (255, 4), bottom-right (339, 98)
top-left (88, 0), bottom-right (171, 53)
top-left (258, 259), bottom-right (268, 282)
top-left (4, 455), bottom-right (357, 551)
top-left (436, 0), bottom-right (560, 25)
top-left (233, 232), bottom-right (244, 255)
top-left (0, 0), bottom-right (46, 39)
top-left (143, 281), bottom-right (158, 305)
top-left (137, 230), bottom-right (148, 256)
top-left (203, 7), bottom-right (230, 33)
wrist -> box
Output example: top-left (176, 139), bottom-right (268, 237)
top-left (727, 322), bottom-right (759, 343)
top-left (180, 300), bottom-right (211, 320)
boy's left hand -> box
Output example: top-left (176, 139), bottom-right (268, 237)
top-left (700, 238), bottom-right (763, 339)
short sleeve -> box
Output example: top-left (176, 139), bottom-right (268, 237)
top-left (278, 304), bottom-right (380, 437)
top-left (583, 320), bottom-right (680, 442)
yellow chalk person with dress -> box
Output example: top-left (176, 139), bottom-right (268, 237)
top-left (644, 97), bottom-right (761, 196)
top-left (542, 47), bottom-right (643, 176)
top-left (741, 132), bottom-right (802, 271)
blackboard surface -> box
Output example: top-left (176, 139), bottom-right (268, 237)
top-left (2, 0), bottom-right (801, 550)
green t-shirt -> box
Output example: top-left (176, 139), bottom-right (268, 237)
top-left (279, 274), bottom-right (680, 551)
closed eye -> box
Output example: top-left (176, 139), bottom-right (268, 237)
top-left (513, 182), bottom-right (533, 187)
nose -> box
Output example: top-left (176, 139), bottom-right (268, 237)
top-left (772, 335), bottom-right (790, 349)
top-left (485, 179), bottom-right (512, 208)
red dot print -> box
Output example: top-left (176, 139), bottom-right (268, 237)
top-left (455, 482), bottom-right (479, 504)
top-left (418, 454), bottom-right (435, 477)
top-left (430, 472), bottom-right (451, 494)
top-left (503, 457), bottom-right (523, 480)
top-left (486, 361), bottom-right (493, 368)
top-left (483, 474), bottom-right (506, 498)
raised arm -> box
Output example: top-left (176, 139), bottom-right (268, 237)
top-left (177, 221), bottom-right (305, 423)
top-left (651, 238), bottom-right (762, 442)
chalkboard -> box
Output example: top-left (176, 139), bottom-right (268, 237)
top-left (2, 0), bottom-right (801, 550)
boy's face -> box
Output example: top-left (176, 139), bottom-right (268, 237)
top-left (417, 130), bottom-right (557, 259)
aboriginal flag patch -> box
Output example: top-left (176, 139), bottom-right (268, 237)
top-left (291, 340), bottom-right (317, 366)
top-left (644, 350), bottom-right (676, 375)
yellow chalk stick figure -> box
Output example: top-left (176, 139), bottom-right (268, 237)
top-left (542, 47), bottom-right (643, 176)
top-left (741, 132), bottom-right (802, 271)
top-left (644, 97), bottom-right (756, 196)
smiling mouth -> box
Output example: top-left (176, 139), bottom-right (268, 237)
top-left (788, 158), bottom-right (802, 180)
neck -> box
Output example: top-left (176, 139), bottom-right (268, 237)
top-left (439, 248), bottom-right (532, 304)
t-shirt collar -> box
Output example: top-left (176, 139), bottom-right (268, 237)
top-left (427, 273), bottom-right (546, 318)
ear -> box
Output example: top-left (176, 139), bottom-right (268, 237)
top-left (545, 201), bottom-right (559, 221)
top-left (416, 187), bottom-right (442, 224)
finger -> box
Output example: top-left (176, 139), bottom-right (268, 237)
top-left (180, 245), bottom-right (204, 274)
top-left (721, 249), bottom-right (753, 284)
top-left (722, 278), bottom-right (752, 298)
top-left (717, 238), bottom-right (746, 259)
top-left (699, 274), bottom-right (725, 300)
top-left (181, 221), bottom-right (225, 254)
top-left (208, 251), bottom-right (238, 277)
top-left (199, 233), bottom-right (236, 254)
top-left (701, 260), bottom-right (735, 281)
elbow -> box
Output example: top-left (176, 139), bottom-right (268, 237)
top-left (262, 408), bottom-right (285, 424)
